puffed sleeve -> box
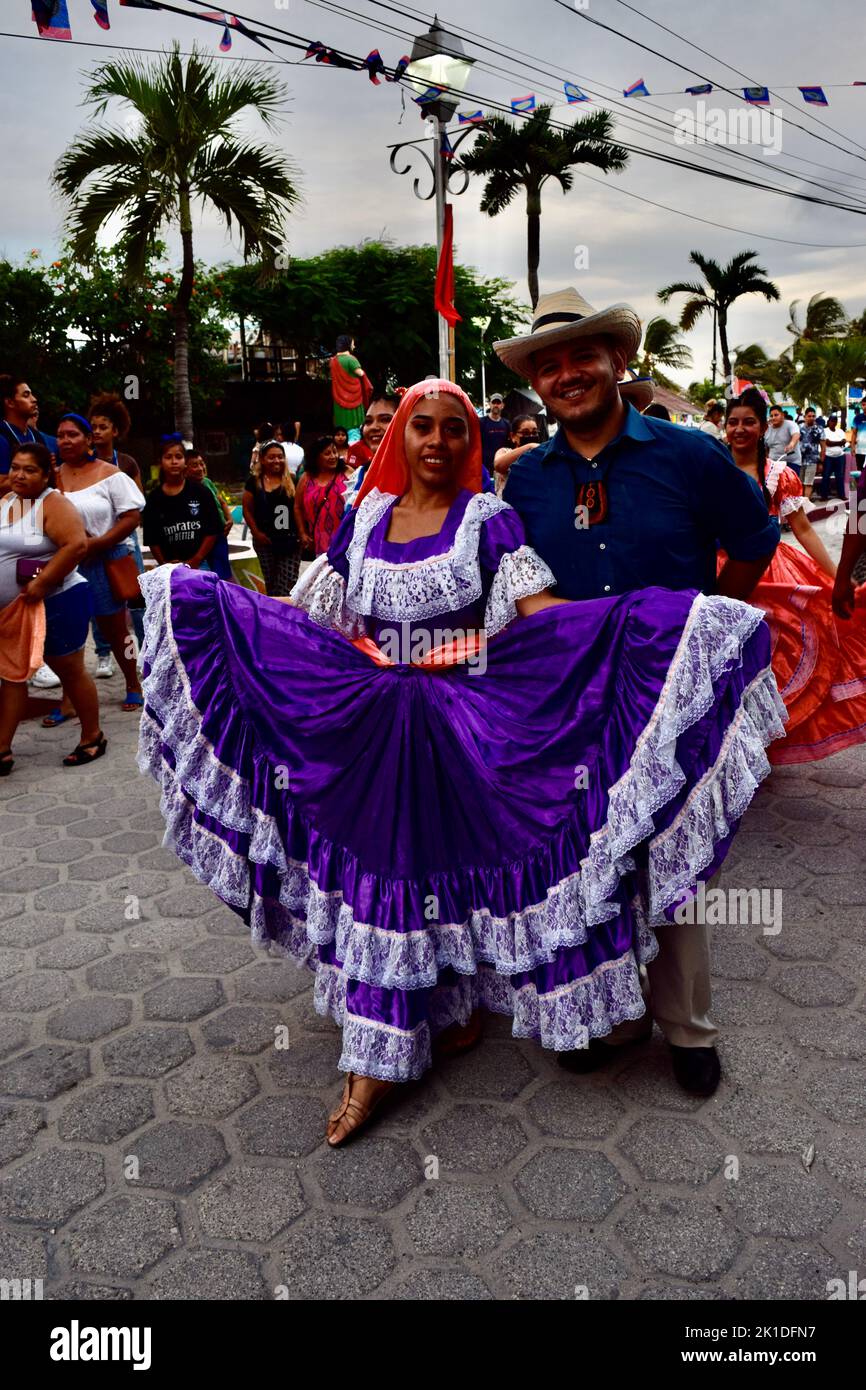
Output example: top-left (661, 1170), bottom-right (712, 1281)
top-left (479, 504), bottom-right (557, 637)
top-left (107, 470), bottom-right (145, 520)
top-left (776, 466), bottom-right (806, 520)
top-left (289, 507), bottom-right (364, 637)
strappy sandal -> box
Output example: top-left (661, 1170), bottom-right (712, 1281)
top-left (0, 749), bottom-right (14, 777)
top-left (122, 691), bottom-right (144, 713)
top-left (434, 1010), bottom-right (483, 1058)
top-left (63, 732), bottom-right (107, 767)
top-left (326, 1072), bottom-right (393, 1147)
top-left (42, 707), bottom-right (72, 728)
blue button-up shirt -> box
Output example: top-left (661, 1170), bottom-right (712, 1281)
top-left (502, 405), bottom-right (778, 600)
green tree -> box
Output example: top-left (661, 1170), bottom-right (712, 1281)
top-left (459, 106), bottom-right (628, 309)
top-left (221, 240), bottom-right (526, 399)
top-left (659, 251), bottom-right (780, 383)
top-left (53, 44), bottom-right (300, 438)
top-left (785, 292), bottom-right (847, 358)
top-left (633, 315), bottom-right (692, 388)
top-left (788, 338), bottom-right (866, 410)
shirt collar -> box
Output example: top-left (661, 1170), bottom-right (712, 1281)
top-left (545, 401), bottom-right (653, 462)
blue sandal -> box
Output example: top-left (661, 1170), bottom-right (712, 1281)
top-left (122, 691), bottom-right (144, 712)
top-left (42, 707), bottom-right (72, 728)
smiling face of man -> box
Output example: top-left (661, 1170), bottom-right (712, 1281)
top-left (528, 335), bottom-right (626, 437)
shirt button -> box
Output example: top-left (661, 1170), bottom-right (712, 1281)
top-left (604, 584), bottom-right (611, 593)
top-left (599, 542), bottom-right (606, 550)
top-left (591, 461), bottom-right (598, 469)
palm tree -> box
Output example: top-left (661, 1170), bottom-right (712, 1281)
top-left (659, 251), bottom-right (780, 384)
top-left (634, 315), bottom-right (692, 387)
top-left (786, 292), bottom-right (847, 357)
top-left (459, 105), bottom-right (628, 309)
top-left (788, 338), bottom-right (866, 410)
top-left (53, 44), bottom-right (301, 437)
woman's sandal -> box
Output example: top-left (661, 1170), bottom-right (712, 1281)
top-left (326, 1073), bottom-right (393, 1147)
top-left (42, 707), bottom-right (72, 728)
top-left (122, 691), bottom-right (144, 713)
top-left (433, 1010), bottom-right (483, 1059)
top-left (0, 749), bottom-right (14, 777)
top-left (63, 732), bottom-right (107, 768)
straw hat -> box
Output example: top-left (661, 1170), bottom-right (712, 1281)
top-left (618, 370), bottom-right (654, 412)
top-left (493, 288), bottom-right (642, 379)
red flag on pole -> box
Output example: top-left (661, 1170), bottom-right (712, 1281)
top-left (434, 205), bottom-right (461, 327)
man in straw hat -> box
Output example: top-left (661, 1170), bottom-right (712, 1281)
top-left (495, 288), bottom-right (779, 1096)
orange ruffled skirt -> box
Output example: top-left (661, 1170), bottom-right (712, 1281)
top-left (720, 542), bottom-right (866, 764)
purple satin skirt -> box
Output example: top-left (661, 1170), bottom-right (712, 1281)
top-left (138, 566), bottom-right (786, 1081)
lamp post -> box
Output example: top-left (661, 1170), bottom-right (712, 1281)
top-left (394, 18), bottom-right (475, 381)
top-left (472, 315), bottom-right (491, 408)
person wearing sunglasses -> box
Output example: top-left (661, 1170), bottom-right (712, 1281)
top-left (492, 414), bottom-right (542, 495)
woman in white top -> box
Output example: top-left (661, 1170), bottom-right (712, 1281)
top-left (55, 413), bottom-right (145, 711)
top-left (817, 414), bottom-right (850, 502)
top-left (0, 443), bottom-right (105, 772)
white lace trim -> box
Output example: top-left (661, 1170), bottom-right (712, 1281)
top-left (137, 567), bottom-right (786, 995)
top-left (288, 553), bottom-right (365, 638)
top-left (484, 545), bottom-right (557, 636)
top-left (346, 488), bottom-right (513, 622)
top-left (779, 495), bottom-right (806, 520)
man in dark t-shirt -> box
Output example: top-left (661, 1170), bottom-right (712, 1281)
top-left (478, 394), bottom-right (511, 472)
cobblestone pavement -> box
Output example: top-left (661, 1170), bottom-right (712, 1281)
top-left (1, 605), bottom-right (865, 1300)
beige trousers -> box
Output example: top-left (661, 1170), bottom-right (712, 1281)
top-left (606, 874), bottom-right (719, 1050)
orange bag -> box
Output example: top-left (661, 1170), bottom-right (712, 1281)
top-left (0, 593), bottom-right (46, 682)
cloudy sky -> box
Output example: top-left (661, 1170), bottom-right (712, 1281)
top-left (2, 0), bottom-right (865, 385)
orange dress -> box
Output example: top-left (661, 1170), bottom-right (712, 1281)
top-left (720, 466), bottom-right (866, 764)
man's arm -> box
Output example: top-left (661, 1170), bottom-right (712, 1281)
top-left (716, 554), bottom-right (775, 600)
top-left (693, 434), bottom-right (779, 598)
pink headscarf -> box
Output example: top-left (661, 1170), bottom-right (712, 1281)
top-left (354, 378), bottom-right (482, 508)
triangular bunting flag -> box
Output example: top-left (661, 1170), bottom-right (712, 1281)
top-left (364, 49), bottom-right (388, 85)
top-left (511, 94), bottom-right (536, 113)
top-left (412, 85), bottom-right (446, 107)
top-left (457, 110), bottom-right (486, 124)
top-left (389, 56), bottom-right (410, 83)
top-left (91, 0), bottom-right (110, 27)
top-left (743, 86), bottom-right (770, 104)
top-left (799, 85), bottom-right (828, 106)
top-left (32, 0), bottom-right (72, 38)
top-left (624, 78), bottom-right (649, 97)
top-left (685, 83), bottom-right (713, 95)
top-left (564, 81), bottom-right (589, 103)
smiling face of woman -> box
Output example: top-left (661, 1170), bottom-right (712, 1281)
top-left (56, 420), bottom-right (92, 466)
top-left (403, 395), bottom-right (470, 492)
top-left (726, 406), bottom-right (764, 457)
top-left (260, 445), bottom-right (285, 477)
top-left (160, 443), bottom-right (187, 483)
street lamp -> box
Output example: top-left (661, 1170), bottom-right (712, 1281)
top-left (401, 18), bottom-right (475, 380)
top-left (472, 315), bottom-right (491, 409)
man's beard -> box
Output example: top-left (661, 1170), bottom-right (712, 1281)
top-left (559, 381), bottom-right (620, 438)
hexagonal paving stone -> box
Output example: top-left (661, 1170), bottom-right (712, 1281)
top-left (0, 864), bottom-right (59, 892)
top-left (234, 960), bottom-right (309, 1004)
top-left (723, 1165), bottom-right (841, 1238)
top-left (805, 1061), bottom-right (866, 1123)
top-left (68, 855), bottom-right (128, 882)
top-left (133, 847), bottom-right (178, 873)
top-left (123, 922), bottom-right (192, 953)
top-left (421, 1104), bottom-right (528, 1173)
top-left (391, 1267), bottom-right (493, 1300)
top-left (149, 1249), bottom-right (268, 1300)
top-left (436, 1042), bottom-right (536, 1101)
top-left (716, 1031), bottom-right (804, 1088)
top-left (763, 922), bottom-right (837, 961)
top-left (0, 1225), bottom-right (48, 1280)
top-left (0, 914), bottom-right (63, 947)
top-left (197, 1165), bottom-right (305, 1242)
top-left (127, 1120), bottom-right (228, 1193)
top-left (1, 792), bottom-right (59, 814)
top-left (715, 1090), bottom-right (819, 1156)
top-left (614, 1046), bottom-right (707, 1113)
top-left (277, 1213), bottom-right (395, 1299)
top-left (405, 1181), bottom-right (512, 1258)
top-left (314, 1137), bottom-right (423, 1212)
top-left (514, 1147), bottom-right (627, 1220)
top-left (34, 937), bottom-right (108, 971)
top-left (786, 1012), bottom-right (866, 1060)
top-left (773, 964), bottom-right (855, 1007)
top-left (0, 970), bottom-right (71, 1013)
top-left (59, 1083), bottom-right (155, 1144)
top-left (35, 840), bottom-right (92, 864)
top-left (202, 907), bottom-right (248, 936)
top-left (34, 884), bottom-right (98, 913)
top-left (66, 818), bottom-right (127, 841)
top-left (491, 1231), bottom-right (628, 1301)
top-left (47, 996), bottom-right (132, 1043)
top-left (726, 1244), bottom-right (840, 1301)
top-left (120, 873), bottom-right (179, 902)
top-left (235, 1095), bottom-right (326, 1158)
top-left (268, 1036), bottom-right (341, 1090)
top-left (616, 1195), bottom-right (743, 1280)
top-left (710, 980), bottom-right (782, 1027)
top-left (526, 1079), bottom-right (625, 1140)
top-left (143, 977), bottom-right (226, 1022)
top-left (201, 1004), bottom-right (284, 1054)
top-left (103, 831), bottom-right (161, 855)
top-left (0, 893), bottom-right (26, 923)
top-left (64, 1196), bottom-right (180, 1278)
top-left (820, 1129), bottom-right (866, 1199)
top-left (0, 1148), bottom-right (105, 1227)
top-left (0, 1102), bottom-right (45, 1165)
top-left (0, 1020), bottom-right (29, 1061)
top-left (806, 875), bottom-right (866, 905)
top-left (0, 947), bottom-right (23, 983)
top-left (87, 953), bottom-right (170, 993)
top-left (710, 941), bottom-right (769, 980)
top-left (73, 902), bottom-right (134, 936)
top-left (618, 1117), bottom-right (724, 1186)
top-left (103, 1027), bottom-right (195, 1078)
top-left (179, 938), bottom-right (253, 975)
top-left (164, 1057), bottom-right (259, 1118)
top-left (156, 887), bottom-right (219, 919)
top-left (0, 1044), bottom-right (90, 1099)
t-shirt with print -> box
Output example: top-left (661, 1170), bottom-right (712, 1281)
top-left (142, 480), bottom-right (223, 562)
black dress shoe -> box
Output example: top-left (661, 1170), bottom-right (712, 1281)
top-left (670, 1044), bottom-right (721, 1096)
top-left (557, 1023), bottom-right (652, 1074)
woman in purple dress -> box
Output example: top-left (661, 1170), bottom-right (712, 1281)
top-left (138, 380), bottom-right (786, 1145)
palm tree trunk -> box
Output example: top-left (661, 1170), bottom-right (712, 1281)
top-left (173, 183), bottom-right (195, 439)
top-left (526, 186), bottom-right (542, 311)
top-left (718, 309), bottom-right (732, 387)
